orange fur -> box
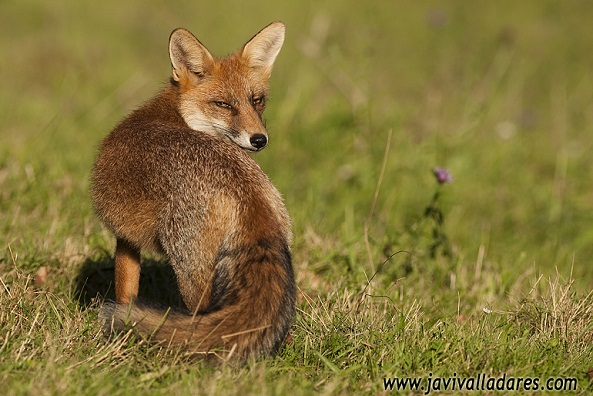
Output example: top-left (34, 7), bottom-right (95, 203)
top-left (91, 22), bottom-right (294, 363)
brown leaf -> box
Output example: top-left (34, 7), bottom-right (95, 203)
top-left (34, 266), bottom-right (48, 289)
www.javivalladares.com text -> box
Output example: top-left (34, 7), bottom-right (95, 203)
top-left (383, 373), bottom-right (578, 394)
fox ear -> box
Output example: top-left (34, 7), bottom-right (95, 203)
top-left (241, 22), bottom-right (285, 78)
top-left (169, 28), bottom-right (214, 81)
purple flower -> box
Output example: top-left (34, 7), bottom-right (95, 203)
top-left (433, 167), bottom-right (453, 184)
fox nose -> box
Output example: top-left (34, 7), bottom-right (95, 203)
top-left (250, 134), bottom-right (267, 150)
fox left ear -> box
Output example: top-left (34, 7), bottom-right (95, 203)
top-left (169, 28), bottom-right (214, 82)
top-left (242, 22), bottom-right (285, 78)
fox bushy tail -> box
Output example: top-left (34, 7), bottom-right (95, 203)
top-left (101, 238), bottom-right (295, 362)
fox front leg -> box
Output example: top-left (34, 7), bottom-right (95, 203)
top-left (114, 238), bottom-right (141, 304)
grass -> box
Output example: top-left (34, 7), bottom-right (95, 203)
top-left (2, 0), bottom-right (593, 394)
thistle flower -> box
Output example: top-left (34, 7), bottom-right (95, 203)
top-left (433, 167), bottom-right (453, 184)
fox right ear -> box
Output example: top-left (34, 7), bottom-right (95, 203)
top-left (169, 28), bottom-right (214, 81)
top-left (242, 22), bottom-right (285, 78)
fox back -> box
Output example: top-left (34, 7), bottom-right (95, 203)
top-left (90, 22), bottom-right (295, 362)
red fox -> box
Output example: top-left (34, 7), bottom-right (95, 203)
top-left (90, 22), bottom-right (295, 363)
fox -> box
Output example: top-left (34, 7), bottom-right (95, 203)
top-left (90, 22), bottom-right (295, 363)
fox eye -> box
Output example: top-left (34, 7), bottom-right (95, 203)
top-left (214, 101), bottom-right (232, 109)
top-left (252, 96), bottom-right (265, 106)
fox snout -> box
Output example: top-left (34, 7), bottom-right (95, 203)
top-left (250, 133), bottom-right (267, 150)
top-left (224, 128), bottom-right (268, 152)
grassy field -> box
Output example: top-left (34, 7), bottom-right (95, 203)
top-left (2, 1), bottom-right (593, 394)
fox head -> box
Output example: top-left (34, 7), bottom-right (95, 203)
top-left (168, 22), bottom-right (285, 152)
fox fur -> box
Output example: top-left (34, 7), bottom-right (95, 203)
top-left (90, 22), bottom-right (295, 363)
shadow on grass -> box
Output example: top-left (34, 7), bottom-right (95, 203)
top-left (73, 250), bottom-right (185, 309)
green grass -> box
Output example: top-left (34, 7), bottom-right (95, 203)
top-left (2, 0), bottom-right (593, 394)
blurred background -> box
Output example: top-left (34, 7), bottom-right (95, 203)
top-left (1, 1), bottom-right (593, 294)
